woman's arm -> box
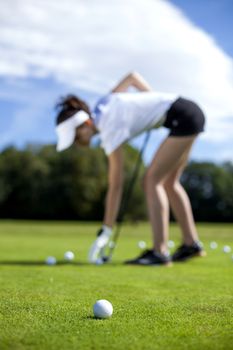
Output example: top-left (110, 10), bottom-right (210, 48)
top-left (103, 147), bottom-right (124, 227)
top-left (111, 71), bottom-right (152, 93)
top-left (88, 147), bottom-right (123, 263)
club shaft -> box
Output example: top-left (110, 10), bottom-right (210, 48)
top-left (105, 131), bottom-right (151, 260)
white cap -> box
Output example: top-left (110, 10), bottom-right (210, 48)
top-left (56, 110), bottom-right (90, 152)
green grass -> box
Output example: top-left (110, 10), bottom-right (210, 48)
top-left (0, 221), bottom-right (232, 350)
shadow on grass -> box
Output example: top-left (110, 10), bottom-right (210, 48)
top-left (82, 315), bottom-right (110, 321)
top-left (0, 260), bottom-right (123, 266)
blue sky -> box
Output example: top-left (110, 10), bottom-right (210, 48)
top-left (0, 0), bottom-right (232, 163)
top-left (171, 0), bottom-right (233, 56)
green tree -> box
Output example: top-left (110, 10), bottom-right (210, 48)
top-left (0, 146), bottom-right (232, 222)
top-left (181, 162), bottom-right (233, 222)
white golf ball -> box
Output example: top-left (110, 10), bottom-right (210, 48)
top-left (223, 245), bottom-right (231, 253)
top-left (46, 256), bottom-right (56, 265)
top-left (93, 299), bottom-right (113, 319)
top-left (109, 241), bottom-right (115, 249)
top-left (210, 241), bottom-right (218, 249)
top-left (95, 258), bottom-right (104, 265)
top-left (138, 241), bottom-right (146, 249)
top-left (64, 251), bottom-right (75, 261)
top-left (168, 240), bottom-right (175, 248)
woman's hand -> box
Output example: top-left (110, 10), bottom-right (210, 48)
top-left (88, 225), bottom-right (112, 263)
top-left (111, 71), bottom-right (152, 93)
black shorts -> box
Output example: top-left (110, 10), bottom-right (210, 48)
top-left (163, 97), bottom-right (205, 137)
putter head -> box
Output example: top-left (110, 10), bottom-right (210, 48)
top-left (100, 242), bottom-right (115, 263)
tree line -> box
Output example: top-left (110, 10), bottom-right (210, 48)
top-left (0, 145), bottom-right (232, 222)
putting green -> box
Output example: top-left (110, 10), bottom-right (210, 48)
top-left (0, 221), bottom-right (232, 350)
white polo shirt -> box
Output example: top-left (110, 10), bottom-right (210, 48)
top-left (92, 91), bottom-right (178, 155)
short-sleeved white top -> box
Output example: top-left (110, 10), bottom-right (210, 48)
top-left (92, 91), bottom-right (178, 155)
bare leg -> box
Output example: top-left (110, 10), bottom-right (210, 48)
top-left (145, 182), bottom-right (169, 254)
top-left (164, 148), bottom-right (199, 245)
top-left (143, 135), bottom-right (197, 254)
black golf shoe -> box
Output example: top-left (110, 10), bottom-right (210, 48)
top-left (124, 249), bottom-right (172, 266)
top-left (172, 241), bottom-right (206, 262)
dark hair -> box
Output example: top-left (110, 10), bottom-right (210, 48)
top-left (55, 95), bottom-right (91, 125)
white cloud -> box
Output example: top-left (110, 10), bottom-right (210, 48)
top-left (0, 0), bottom-right (233, 147)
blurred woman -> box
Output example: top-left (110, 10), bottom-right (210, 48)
top-left (55, 72), bottom-right (206, 265)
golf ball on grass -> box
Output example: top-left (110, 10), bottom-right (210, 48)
top-left (138, 241), bottom-right (146, 249)
top-left (168, 240), bottom-right (175, 248)
top-left (95, 258), bottom-right (104, 265)
top-left (45, 256), bottom-right (56, 265)
top-left (210, 242), bottom-right (218, 249)
top-left (93, 300), bottom-right (113, 319)
top-left (64, 251), bottom-right (75, 261)
top-left (108, 241), bottom-right (115, 249)
top-left (223, 245), bottom-right (231, 253)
